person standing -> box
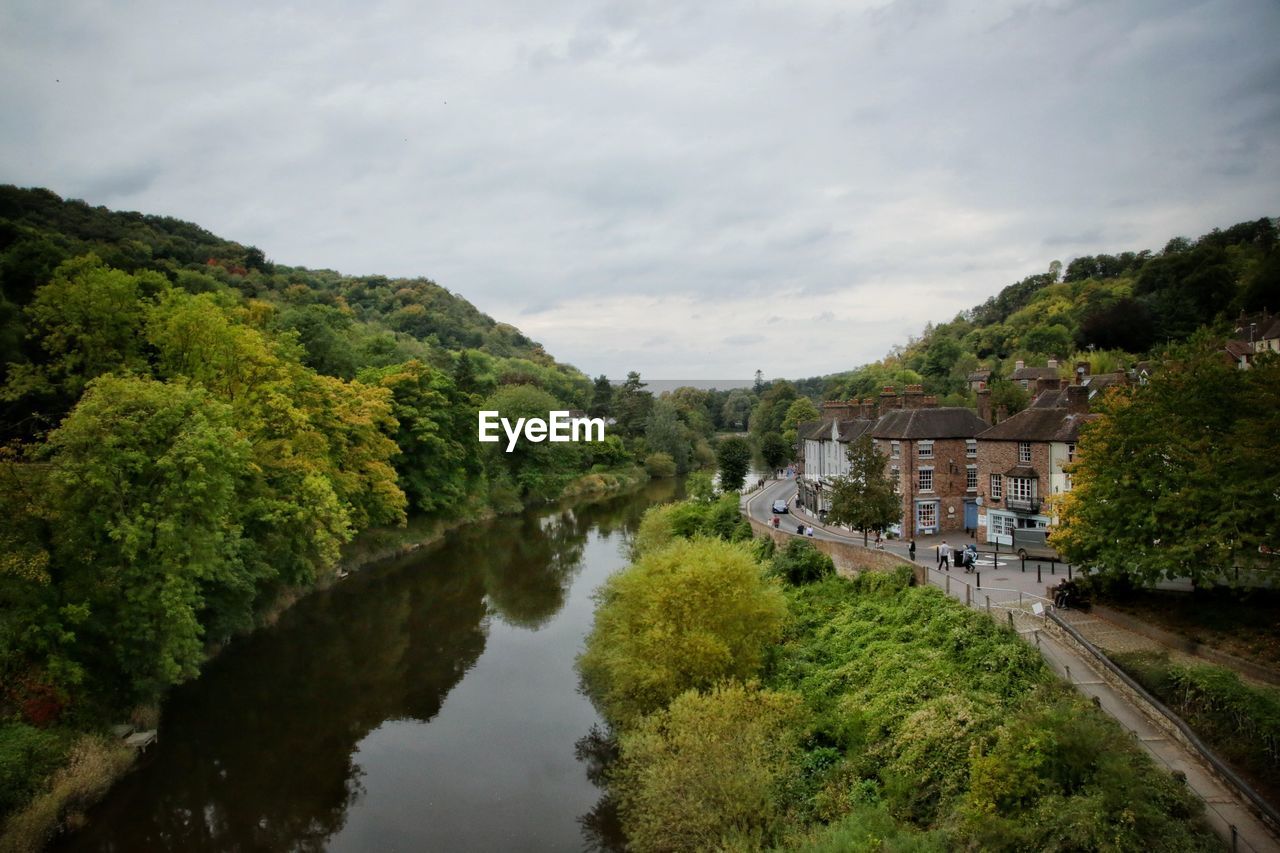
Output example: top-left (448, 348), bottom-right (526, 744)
top-left (908, 539), bottom-right (916, 562)
top-left (938, 540), bottom-right (951, 571)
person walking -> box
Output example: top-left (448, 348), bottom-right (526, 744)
top-left (938, 540), bottom-right (951, 571)
top-left (908, 539), bottom-right (916, 562)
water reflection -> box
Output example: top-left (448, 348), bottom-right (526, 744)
top-left (59, 477), bottom-right (679, 852)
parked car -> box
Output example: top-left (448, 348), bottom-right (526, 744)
top-left (771, 499), bottom-right (789, 514)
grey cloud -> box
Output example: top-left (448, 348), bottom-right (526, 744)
top-left (0, 0), bottom-right (1276, 379)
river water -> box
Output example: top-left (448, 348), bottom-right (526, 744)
top-left (59, 478), bottom-right (682, 852)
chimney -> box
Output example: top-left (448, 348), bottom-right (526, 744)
top-left (1074, 361), bottom-right (1090, 384)
top-left (1047, 358), bottom-right (1058, 369)
top-left (878, 386), bottom-right (901, 417)
top-left (996, 404), bottom-right (1009, 423)
top-left (820, 399), bottom-right (857, 421)
top-left (861, 397), bottom-right (876, 419)
top-left (1015, 359), bottom-right (1025, 370)
top-left (1035, 375), bottom-right (1061, 394)
top-left (976, 384), bottom-right (992, 423)
top-left (903, 384), bottom-right (924, 410)
top-left (1065, 385), bottom-right (1088, 414)
top-left (921, 394), bottom-right (938, 409)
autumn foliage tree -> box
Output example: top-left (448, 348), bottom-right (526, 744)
top-left (1053, 336), bottom-right (1280, 587)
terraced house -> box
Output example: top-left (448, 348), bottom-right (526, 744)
top-left (974, 381), bottom-right (1099, 549)
top-left (798, 387), bottom-right (990, 536)
top-left (870, 388), bottom-right (990, 536)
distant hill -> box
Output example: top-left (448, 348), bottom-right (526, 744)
top-left (0, 184), bottom-right (575, 383)
top-left (793, 216), bottom-right (1279, 406)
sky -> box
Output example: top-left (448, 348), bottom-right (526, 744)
top-left (1, 0), bottom-right (1277, 381)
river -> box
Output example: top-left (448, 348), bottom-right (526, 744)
top-left (58, 478), bottom-right (683, 852)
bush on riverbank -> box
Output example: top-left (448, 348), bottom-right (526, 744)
top-left (578, 537), bottom-right (786, 728)
top-left (630, 492), bottom-right (750, 558)
top-left (613, 683), bottom-right (806, 851)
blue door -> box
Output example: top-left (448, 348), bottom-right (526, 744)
top-left (964, 499), bottom-right (978, 530)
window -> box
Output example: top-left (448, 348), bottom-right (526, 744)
top-left (1018, 442), bottom-right (1032, 463)
top-left (1009, 477), bottom-right (1035, 502)
top-left (966, 439), bottom-right (977, 458)
top-left (918, 441), bottom-right (934, 459)
top-left (918, 467), bottom-right (933, 492)
top-left (891, 440), bottom-right (900, 458)
top-left (1067, 443), bottom-right (1076, 463)
top-left (991, 513), bottom-right (1014, 537)
top-left (916, 502), bottom-right (937, 529)
top-left (890, 465), bottom-right (900, 485)
top-left (966, 465), bottom-right (977, 492)
top-left (990, 474), bottom-right (1003, 500)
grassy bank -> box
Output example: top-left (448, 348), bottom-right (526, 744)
top-left (580, 497), bottom-right (1220, 851)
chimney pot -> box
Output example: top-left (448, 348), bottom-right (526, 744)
top-left (1015, 359), bottom-right (1025, 370)
top-left (1047, 358), bottom-right (1058, 369)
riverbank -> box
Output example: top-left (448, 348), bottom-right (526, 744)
top-left (1, 463), bottom-right (654, 852)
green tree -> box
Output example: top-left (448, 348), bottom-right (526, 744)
top-left (781, 397), bottom-right (821, 449)
top-left (612, 371), bottom-right (653, 437)
top-left (826, 435), bottom-right (900, 545)
top-left (589, 374), bottom-right (613, 418)
top-left (715, 436), bottom-right (752, 492)
top-left (759, 432), bottom-right (790, 471)
top-left (2, 256), bottom-right (163, 406)
top-left (358, 359), bottom-right (473, 515)
top-left (720, 389), bottom-right (755, 430)
top-left (577, 537), bottom-right (787, 727)
top-left (1053, 337), bottom-right (1280, 586)
top-left (645, 398), bottom-right (691, 474)
top-left (44, 375), bottom-right (250, 701)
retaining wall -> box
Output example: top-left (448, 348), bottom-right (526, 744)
top-left (748, 518), bottom-right (922, 582)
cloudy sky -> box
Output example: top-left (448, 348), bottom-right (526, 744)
top-left (2, 0), bottom-right (1277, 380)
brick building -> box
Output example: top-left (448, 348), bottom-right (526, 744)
top-left (869, 388), bottom-right (990, 536)
top-left (973, 384), bottom-right (1097, 547)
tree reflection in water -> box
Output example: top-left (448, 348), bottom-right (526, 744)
top-left (58, 476), bottom-right (682, 852)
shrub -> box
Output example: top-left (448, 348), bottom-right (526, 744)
top-left (0, 723), bottom-right (70, 817)
top-left (643, 452), bottom-right (676, 479)
top-left (613, 683), bottom-right (805, 852)
top-left (578, 537), bottom-right (787, 727)
top-left (768, 539), bottom-right (835, 585)
top-left (1113, 650), bottom-right (1280, 795)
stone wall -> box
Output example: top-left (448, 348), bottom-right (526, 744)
top-left (747, 517), bottom-right (923, 582)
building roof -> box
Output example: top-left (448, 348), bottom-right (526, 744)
top-left (1011, 366), bottom-right (1060, 381)
top-left (836, 419), bottom-right (874, 442)
top-left (871, 407), bottom-right (991, 439)
top-left (797, 420), bottom-right (828, 441)
top-left (1004, 465), bottom-right (1039, 479)
top-left (978, 407), bottom-right (1097, 442)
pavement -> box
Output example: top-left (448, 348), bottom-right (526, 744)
top-left (741, 476), bottom-right (1280, 852)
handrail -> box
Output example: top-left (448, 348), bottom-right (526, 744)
top-left (1047, 610), bottom-right (1280, 834)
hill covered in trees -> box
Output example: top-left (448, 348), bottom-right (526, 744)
top-left (793, 217), bottom-right (1279, 409)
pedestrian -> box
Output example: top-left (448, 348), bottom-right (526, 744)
top-left (908, 539), bottom-right (916, 561)
top-left (806, 525), bottom-right (815, 537)
top-left (938, 540), bottom-right (951, 571)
